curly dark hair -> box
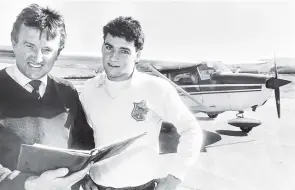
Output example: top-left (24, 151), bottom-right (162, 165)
top-left (11, 3), bottom-right (67, 54)
top-left (103, 16), bottom-right (145, 51)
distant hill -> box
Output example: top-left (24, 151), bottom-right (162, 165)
top-left (226, 57), bottom-right (295, 74)
top-left (1, 46), bottom-right (294, 74)
top-left (0, 48), bottom-right (102, 70)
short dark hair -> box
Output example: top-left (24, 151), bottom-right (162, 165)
top-left (11, 3), bottom-right (67, 53)
top-left (103, 16), bottom-right (145, 51)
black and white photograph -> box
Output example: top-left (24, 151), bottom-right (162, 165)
top-left (0, 0), bottom-right (294, 189)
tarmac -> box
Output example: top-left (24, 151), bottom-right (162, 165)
top-left (161, 98), bottom-right (295, 190)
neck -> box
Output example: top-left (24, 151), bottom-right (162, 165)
top-left (107, 68), bottom-right (135, 82)
top-left (107, 74), bottom-right (132, 82)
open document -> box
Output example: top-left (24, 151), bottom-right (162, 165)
top-left (17, 132), bottom-right (147, 175)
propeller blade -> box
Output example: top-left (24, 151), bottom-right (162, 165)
top-left (274, 54), bottom-right (278, 79)
top-left (275, 88), bottom-right (280, 118)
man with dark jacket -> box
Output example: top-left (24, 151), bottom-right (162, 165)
top-left (0, 3), bottom-right (94, 190)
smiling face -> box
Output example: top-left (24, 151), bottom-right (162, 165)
top-left (101, 34), bottom-right (141, 81)
top-left (12, 24), bottom-right (61, 80)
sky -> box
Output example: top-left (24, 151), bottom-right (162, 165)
top-left (0, 0), bottom-right (294, 64)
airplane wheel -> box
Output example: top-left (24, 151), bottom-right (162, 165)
top-left (207, 113), bottom-right (218, 118)
top-left (240, 127), bottom-right (253, 133)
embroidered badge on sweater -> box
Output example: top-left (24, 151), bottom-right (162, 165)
top-left (131, 100), bottom-right (149, 122)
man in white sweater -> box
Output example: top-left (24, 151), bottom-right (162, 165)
top-left (80, 16), bottom-right (203, 190)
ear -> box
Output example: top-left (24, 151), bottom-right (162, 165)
top-left (135, 50), bottom-right (141, 63)
top-left (12, 40), bottom-right (17, 50)
top-left (101, 43), bottom-right (104, 54)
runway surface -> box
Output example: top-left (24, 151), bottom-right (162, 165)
top-left (176, 97), bottom-right (295, 190)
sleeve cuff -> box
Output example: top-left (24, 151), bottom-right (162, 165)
top-left (0, 172), bottom-right (32, 190)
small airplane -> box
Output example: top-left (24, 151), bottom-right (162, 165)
top-left (137, 58), bottom-right (292, 133)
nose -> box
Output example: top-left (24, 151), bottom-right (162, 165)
top-left (110, 50), bottom-right (119, 61)
top-left (35, 50), bottom-right (43, 63)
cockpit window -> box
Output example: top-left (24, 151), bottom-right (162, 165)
top-left (171, 71), bottom-right (199, 85)
top-left (197, 62), bottom-right (231, 80)
top-left (198, 67), bottom-right (214, 80)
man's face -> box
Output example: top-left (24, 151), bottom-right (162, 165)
top-left (101, 34), bottom-right (141, 81)
top-left (12, 24), bottom-right (61, 80)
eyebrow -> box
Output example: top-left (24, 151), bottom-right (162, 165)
top-left (104, 42), bottom-right (113, 47)
top-left (104, 42), bottom-right (131, 52)
top-left (119, 47), bottom-right (131, 52)
top-left (23, 41), bottom-right (35, 46)
top-left (43, 47), bottom-right (53, 50)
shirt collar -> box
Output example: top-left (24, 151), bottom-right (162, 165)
top-left (12, 64), bottom-right (48, 87)
top-left (105, 73), bottom-right (132, 89)
top-left (97, 68), bottom-right (140, 89)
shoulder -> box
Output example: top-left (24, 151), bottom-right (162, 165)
top-left (82, 73), bottom-right (105, 91)
top-left (48, 75), bottom-right (82, 113)
top-left (49, 75), bottom-right (76, 91)
top-left (79, 73), bottom-right (105, 100)
top-left (136, 71), bottom-right (174, 92)
top-left (48, 75), bottom-right (79, 101)
top-left (0, 68), bottom-right (9, 82)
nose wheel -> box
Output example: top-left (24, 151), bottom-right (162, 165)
top-left (207, 112), bottom-right (219, 118)
top-left (235, 111), bottom-right (252, 133)
top-left (240, 127), bottom-right (252, 133)
top-left (228, 111), bottom-right (260, 133)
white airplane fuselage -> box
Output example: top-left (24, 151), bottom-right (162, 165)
top-left (179, 83), bottom-right (273, 113)
top-left (138, 61), bottom-right (291, 117)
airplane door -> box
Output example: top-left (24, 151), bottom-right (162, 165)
top-left (199, 85), bottom-right (231, 112)
top-left (170, 72), bottom-right (203, 113)
top-left (197, 66), bottom-right (230, 112)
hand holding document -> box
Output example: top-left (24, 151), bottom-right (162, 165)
top-left (17, 132), bottom-right (146, 175)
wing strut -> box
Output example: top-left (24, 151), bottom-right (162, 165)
top-left (146, 64), bottom-right (203, 106)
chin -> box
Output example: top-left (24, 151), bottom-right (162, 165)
top-left (28, 73), bottom-right (46, 80)
top-left (107, 71), bottom-right (121, 78)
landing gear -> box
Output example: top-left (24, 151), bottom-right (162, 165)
top-left (240, 126), bottom-right (253, 133)
top-left (207, 113), bottom-right (218, 118)
top-left (236, 111), bottom-right (244, 118)
top-left (228, 111), bottom-right (261, 133)
top-left (235, 111), bottom-right (253, 133)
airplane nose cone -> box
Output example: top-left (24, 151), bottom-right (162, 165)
top-left (265, 77), bottom-right (292, 89)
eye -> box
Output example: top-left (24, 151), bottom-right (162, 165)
top-left (25, 44), bottom-right (33, 48)
top-left (105, 45), bottom-right (112, 50)
top-left (120, 50), bottom-right (130, 55)
top-left (42, 48), bottom-right (52, 54)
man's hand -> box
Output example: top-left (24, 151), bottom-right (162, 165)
top-left (81, 174), bottom-right (98, 190)
top-left (155, 174), bottom-right (181, 190)
top-left (24, 163), bottom-right (92, 190)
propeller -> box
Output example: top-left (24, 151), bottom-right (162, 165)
top-left (274, 59), bottom-right (280, 118)
top-left (265, 55), bottom-right (291, 118)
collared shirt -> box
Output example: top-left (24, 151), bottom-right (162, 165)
top-left (80, 70), bottom-right (203, 188)
top-left (6, 65), bottom-right (48, 97)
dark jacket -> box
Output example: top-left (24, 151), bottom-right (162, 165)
top-left (0, 69), bottom-right (94, 190)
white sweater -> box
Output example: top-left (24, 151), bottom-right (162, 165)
top-left (80, 70), bottom-right (203, 188)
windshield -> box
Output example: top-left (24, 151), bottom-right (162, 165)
top-left (197, 62), bottom-right (231, 80)
top-left (204, 62), bottom-right (231, 72)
